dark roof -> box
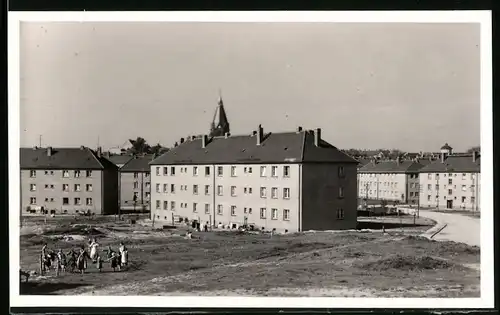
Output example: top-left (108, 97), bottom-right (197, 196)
top-left (356, 158), bottom-right (371, 168)
top-left (150, 130), bottom-right (357, 165)
top-left (120, 155), bottom-right (154, 172)
top-left (440, 143), bottom-right (453, 150)
top-left (107, 154), bottom-right (133, 166)
top-left (359, 160), bottom-right (425, 173)
top-left (20, 147), bottom-right (118, 170)
top-left (418, 154), bottom-right (480, 173)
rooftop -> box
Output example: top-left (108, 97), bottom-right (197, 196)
top-left (419, 154), bottom-right (480, 173)
top-left (359, 160), bottom-right (425, 173)
top-left (120, 155), bottom-right (155, 172)
top-left (150, 128), bottom-right (357, 165)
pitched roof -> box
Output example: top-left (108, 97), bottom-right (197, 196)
top-left (20, 147), bottom-right (117, 170)
top-left (418, 154), bottom-right (480, 173)
top-left (120, 155), bottom-right (154, 172)
top-left (359, 160), bottom-right (425, 173)
top-left (107, 154), bottom-right (134, 166)
top-left (440, 143), bottom-right (453, 150)
top-left (150, 130), bottom-right (357, 165)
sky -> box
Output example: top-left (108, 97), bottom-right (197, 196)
top-left (19, 22), bottom-right (480, 152)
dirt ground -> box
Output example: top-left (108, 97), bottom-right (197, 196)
top-left (19, 215), bottom-right (480, 297)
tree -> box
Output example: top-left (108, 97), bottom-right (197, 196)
top-left (150, 143), bottom-right (169, 155)
top-left (467, 146), bottom-right (480, 153)
top-left (128, 137), bottom-right (151, 155)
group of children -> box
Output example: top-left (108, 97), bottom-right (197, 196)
top-left (40, 238), bottom-right (129, 275)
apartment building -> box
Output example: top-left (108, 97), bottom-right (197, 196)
top-left (20, 146), bottom-right (119, 215)
top-left (150, 126), bottom-right (358, 232)
top-left (119, 154), bottom-right (153, 212)
top-left (419, 146), bottom-right (480, 211)
top-left (358, 157), bottom-right (425, 204)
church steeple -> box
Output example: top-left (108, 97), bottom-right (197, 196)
top-left (209, 91), bottom-right (230, 137)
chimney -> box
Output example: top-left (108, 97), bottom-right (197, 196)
top-left (97, 146), bottom-right (102, 158)
top-left (191, 135), bottom-right (196, 141)
top-left (297, 126), bottom-right (303, 133)
top-left (202, 135), bottom-right (208, 148)
top-left (224, 132), bottom-right (230, 139)
top-left (396, 155), bottom-right (400, 165)
top-left (80, 145), bottom-right (85, 150)
top-left (174, 142), bottom-right (179, 148)
top-left (180, 138), bottom-right (185, 144)
top-left (47, 147), bottom-right (52, 157)
top-left (252, 130), bottom-right (257, 136)
top-left (257, 124), bottom-right (263, 146)
top-left (472, 151), bottom-right (479, 162)
top-left (314, 128), bottom-right (322, 147)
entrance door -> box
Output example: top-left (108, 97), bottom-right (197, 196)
top-left (446, 200), bottom-right (453, 209)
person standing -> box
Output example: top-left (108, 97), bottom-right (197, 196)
top-left (77, 247), bottom-right (87, 274)
top-left (89, 238), bottom-right (99, 263)
top-left (96, 254), bottom-right (103, 272)
top-left (41, 243), bottom-right (48, 273)
top-left (57, 249), bottom-right (67, 274)
top-left (119, 242), bottom-right (128, 268)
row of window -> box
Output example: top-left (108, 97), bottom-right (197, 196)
top-left (424, 184), bottom-right (477, 192)
top-left (154, 184), bottom-right (299, 199)
top-left (29, 183), bottom-right (93, 192)
top-left (29, 170), bottom-right (93, 178)
top-left (360, 173), bottom-right (478, 180)
top-left (133, 181), bottom-right (151, 189)
top-left (360, 181), bottom-right (399, 188)
top-left (360, 173), bottom-right (404, 178)
top-left (29, 197), bottom-right (93, 205)
top-left (155, 165), bottom-right (294, 178)
top-left (426, 173), bottom-right (477, 180)
top-left (133, 172), bottom-right (150, 178)
top-left (425, 195), bottom-right (476, 203)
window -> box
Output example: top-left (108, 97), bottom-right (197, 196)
top-left (427, 184), bottom-right (432, 190)
top-left (171, 201), bottom-right (176, 211)
top-left (260, 208), bottom-right (266, 219)
top-left (30, 184), bottom-right (36, 191)
top-left (260, 166), bottom-right (266, 177)
top-left (448, 179), bottom-right (452, 185)
top-left (134, 182), bottom-right (139, 189)
top-left (248, 167), bottom-right (253, 174)
top-left (271, 166), bottom-right (278, 177)
top-left (86, 184), bottom-right (93, 192)
top-left (282, 188), bottom-right (290, 199)
top-left (435, 185), bottom-right (439, 190)
top-left (193, 167), bottom-right (198, 176)
top-left (63, 198), bottom-right (69, 205)
top-left (217, 205), bottom-right (223, 215)
top-left (30, 170), bottom-right (36, 178)
top-left (248, 208), bottom-right (253, 214)
top-left (170, 184), bottom-right (175, 193)
top-left (145, 172), bottom-right (150, 177)
top-left (62, 184), bottom-right (69, 192)
top-left (145, 182), bottom-right (150, 188)
top-left (271, 187), bottom-right (278, 199)
top-left (260, 187), bottom-right (267, 198)
top-left (448, 173), bottom-right (453, 177)
top-left (30, 197), bottom-right (36, 205)
top-left (470, 185), bottom-right (476, 192)
top-left (156, 200), bottom-right (161, 209)
top-left (283, 209), bottom-right (290, 221)
top-left (231, 166), bottom-right (236, 177)
top-left (448, 189), bottom-right (452, 195)
top-left (244, 207), bottom-right (247, 214)
top-left (410, 192), bottom-right (414, 197)
top-left (133, 191), bottom-right (139, 200)
top-left (74, 198), bottom-right (81, 205)
top-left (156, 184), bottom-right (160, 193)
top-left (74, 184), bottom-right (81, 192)
top-left (193, 185), bottom-right (199, 195)
top-left (338, 166), bottom-right (345, 178)
top-left (163, 184), bottom-right (168, 193)
top-left (461, 196), bottom-right (466, 202)
top-left (156, 167), bottom-right (160, 176)
top-left (217, 185), bottom-right (223, 196)
top-left (249, 187), bottom-right (253, 194)
top-left (205, 185), bottom-right (210, 195)
top-left (205, 204), bottom-right (210, 214)
top-left (471, 197), bottom-right (476, 204)
top-left (284, 166), bottom-right (290, 177)
top-left (134, 172), bottom-right (139, 179)
top-left (86, 170), bottom-right (92, 177)
top-left (231, 186), bottom-right (236, 197)
top-left (74, 170), bottom-right (81, 178)
top-left (162, 201), bottom-right (168, 210)
top-left (410, 183), bottom-right (414, 188)
top-left (427, 195), bottom-right (431, 201)
top-left (217, 166), bottom-right (223, 176)
top-left (244, 167), bottom-right (247, 173)
top-left (271, 208), bottom-right (278, 220)
top-left (231, 205), bottom-right (236, 216)
top-left (145, 192), bottom-right (150, 199)
top-left (338, 187), bottom-right (344, 198)
top-left (336, 208), bottom-right (345, 220)
top-left (193, 202), bottom-right (198, 213)
top-left (45, 184), bottom-right (49, 188)
top-left (462, 173), bottom-right (467, 179)
top-left (170, 167), bottom-right (175, 175)
top-left (205, 166), bottom-right (210, 176)
top-left (86, 198), bottom-right (92, 206)
top-left (244, 187), bottom-right (248, 194)
top-left (63, 170), bottom-right (69, 178)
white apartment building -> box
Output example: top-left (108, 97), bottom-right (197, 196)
top-left (150, 126), bottom-right (358, 232)
top-left (418, 144), bottom-right (480, 211)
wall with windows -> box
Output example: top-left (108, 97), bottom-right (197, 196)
top-left (419, 172), bottom-right (480, 211)
top-left (120, 171), bottom-right (151, 211)
top-left (358, 173), bottom-right (407, 202)
top-left (301, 163), bottom-right (357, 231)
top-left (21, 169), bottom-right (104, 214)
top-left (150, 163), bottom-right (300, 232)
top-left (406, 173), bottom-right (420, 205)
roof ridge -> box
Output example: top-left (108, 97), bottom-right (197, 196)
top-left (87, 148), bottom-right (105, 169)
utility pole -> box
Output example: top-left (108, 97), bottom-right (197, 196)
top-left (417, 184), bottom-right (421, 218)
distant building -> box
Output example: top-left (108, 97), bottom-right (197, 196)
top-left (119, 155), bottom-right (153, 212)
top-left (209, 96), bottom-right (230, 138)
top-left (20, 146), bottom-right (119, 215)
top-left (358, 156), bottom-right (425, 204)
top-left (108, 140), bottom-right (134, 155)
top-left (418, 143), bottom-right (480, 211)
top-left (149, 126), bottom-right (358, 232)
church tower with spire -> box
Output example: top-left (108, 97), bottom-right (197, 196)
top-left (209, 92), bottom-right (230, 137)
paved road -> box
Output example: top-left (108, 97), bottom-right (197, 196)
top-left (419, 210), bottom-right (480, 247)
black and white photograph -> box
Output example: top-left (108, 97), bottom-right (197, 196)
top-left (9, 11), bottom-right (493, 309)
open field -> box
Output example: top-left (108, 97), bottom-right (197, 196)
top-left (19, 215), bottom-right (480, 297)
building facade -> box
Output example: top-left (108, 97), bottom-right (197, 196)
top-left (119, 155), bottom-right (153, 212)
top-left (418, 146), bottom-right (480, 211)
top-left (20, 146), bottom-right (119, 215)
top-left (150, 126), bottom-right (358, 232)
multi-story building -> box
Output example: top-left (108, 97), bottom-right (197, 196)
top-left (149, 126), bottom-right (358, 232)
top-left (20, 146), bottom-right (119, 215)
top-left (119, 154), bottom-right (153, 212)
top-left (418, 144), bottom-right (480, 211)
top-left (358, 157), bottom-right (425, 204)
